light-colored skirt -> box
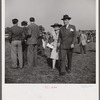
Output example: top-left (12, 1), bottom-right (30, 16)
top-left (50, 47), bottom-right (59, 60)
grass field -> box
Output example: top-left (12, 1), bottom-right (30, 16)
top-left (5, 40), bottom-right (96, 83)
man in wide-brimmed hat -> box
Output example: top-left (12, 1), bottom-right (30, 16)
top-left (59, 14), bottom-right (77, 75)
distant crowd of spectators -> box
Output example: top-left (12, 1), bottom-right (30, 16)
top-left (77, 30), bottom-right (96, 43)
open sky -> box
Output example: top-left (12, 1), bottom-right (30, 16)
top-left (5, 0), bottom-right (96, 31)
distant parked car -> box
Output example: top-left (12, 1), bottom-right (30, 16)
top-left (5, 34), bottom-right (9, 39)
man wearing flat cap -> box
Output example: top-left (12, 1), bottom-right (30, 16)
top-left (9, 18), bottom-right (23, 68)
top-left (59, 14), bottom-right (77, 75)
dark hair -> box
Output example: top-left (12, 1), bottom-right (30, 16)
top-left (30, 17), bottom-right (35, 22)
top-left (12, 18), bottom-right (18, 24)
top-left (21, 21), bottom-right (28, 26)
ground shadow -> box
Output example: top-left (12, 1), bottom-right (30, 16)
top-left (88, 50), bottom-right (96, 52)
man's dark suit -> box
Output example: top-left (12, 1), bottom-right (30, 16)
top-left (27, 23), bottom-right (40, 66)
top-left (59, 24), bottom-right (76, 73)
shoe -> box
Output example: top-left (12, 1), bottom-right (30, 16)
top-left (59, 72), bottom-right (66, 76)
top-left (19, 67), bottom-right (23, 69)
top-left (11, 67), bottom-right (18, 69)
top-left (28, 64), bottom-right (33, 67)
top-left (19, 65), bottom-right (23, 69)
top-left (67, 69), bottom-right (71, 73)
top-left (33, 65), bottom-right (38, 67)
top-left (51, 68), bottom-right (55, 71)
top-left (83, 54), bottom-right (86, 56)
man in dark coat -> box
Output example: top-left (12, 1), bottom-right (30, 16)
top-left (21, 21), bottom-right (31, 66)
top-left (59, 14), bottom-right (77, 75)
top-left (27, 17), bottom-right (40, 67)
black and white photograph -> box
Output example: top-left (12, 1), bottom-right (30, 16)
top-left (5, 0), bottom-right (96, 84)
top-left (2, 0), bottom-right (99, 100)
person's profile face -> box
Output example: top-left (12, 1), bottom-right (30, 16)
top-left (54, 27), bottom-right (59, 31)
top-left (63, 19), bottom-right (69, 25)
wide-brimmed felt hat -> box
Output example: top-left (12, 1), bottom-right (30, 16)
top-left (51, 23), bottom-right (62, 28)
top-left (61, 14), bottom-right (71, 20)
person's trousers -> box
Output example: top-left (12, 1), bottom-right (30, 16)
top-left (77, 37), bottom-right (80, 44)
top-left (11, 40), bottom-right (23, 68)
top-left (22, 41), bottom-right (27, 65)
top-left (38, 44), bottom-right (45, 56)
top-left (80, 44), bottom-right (86, 54)
top-left (60, 48), bottom-right (74, 73)
top-left (27, 44), bottom-right (38, 66)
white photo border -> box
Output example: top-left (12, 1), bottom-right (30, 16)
top-left (2, 0), bottom-right (99, 100)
